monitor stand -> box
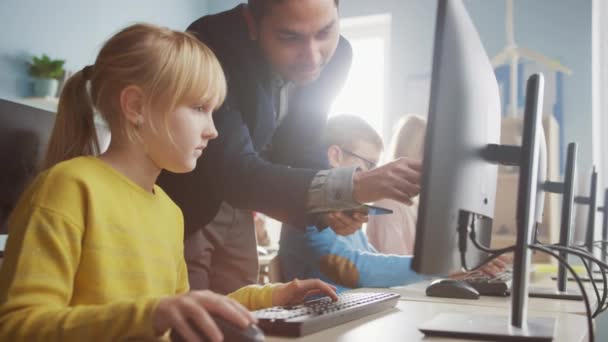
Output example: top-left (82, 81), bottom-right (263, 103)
top-left (529, 143), bottom-right (582, 301)
top-left (528, 287), bottom-right (582, 301)
top-left (552, 275), bottom-right (604, 283)
top-left (420, 313), bottom-right (555, 341)
top-left (593, 191), bottom-right (608, 272)
top-left (420, 74), bottom-right (556, 340)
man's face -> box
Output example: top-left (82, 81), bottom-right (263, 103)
top-left (250, 0), bottom-right (340, 85)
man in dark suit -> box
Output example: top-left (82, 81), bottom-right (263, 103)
top-left (158, 0), bottom-right (422, 293)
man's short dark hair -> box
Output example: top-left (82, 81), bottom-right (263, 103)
top-left (248, 0), bottom-right (340, 19)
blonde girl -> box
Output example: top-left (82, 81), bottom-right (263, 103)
top-left (0, 23), bottom-right (335, 342)
top-left (366, 114), bottom-right (427, 255)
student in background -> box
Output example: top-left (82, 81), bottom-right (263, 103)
top-left (279, 115), bottom-right (506, 291)
top-left (0, 23), bottom-right (336, 342)
top-left (367, 115), bottom-right (427, 255)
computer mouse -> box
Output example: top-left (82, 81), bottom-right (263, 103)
top-left (170, 313), bottom-right (265, 342)
top-left (425, 278), bottom-right (480, 300)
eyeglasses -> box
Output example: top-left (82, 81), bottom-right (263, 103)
top-left (341, 148), bottom-right (377, 170)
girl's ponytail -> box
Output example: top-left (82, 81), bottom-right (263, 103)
top-left (44, 67), bottom-right (100, 169)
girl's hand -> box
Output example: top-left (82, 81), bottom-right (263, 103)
top-left (153, 290), bottom-right (256, 342)
top-left (272, 278), bottom-right (339, 307)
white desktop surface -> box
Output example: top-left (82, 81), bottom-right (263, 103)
top-left (265, 299), bottom-right (587, 342)
top-left (349, 276), bottom-right (595, 315)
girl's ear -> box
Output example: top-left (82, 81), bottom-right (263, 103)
top-left (327, 145), bottom-right (342, 168)
top-left (120, 85), bottom-right (145, 127)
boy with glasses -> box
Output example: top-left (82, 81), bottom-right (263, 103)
top-left (279, 115), bottom-right (506, 290)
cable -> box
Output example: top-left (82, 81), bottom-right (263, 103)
top-left (530, 244), bottom-right (594, 342)
top-left (537, 241), bottom-right (608, 313)
top-left (546, 244), bottom-right (608, 317)
top-left (570, 245), bottom-right (603, 315)
top-left (462, 222), bottom-right (596, 339)
top-left (543, 244), bottom-right (608, 316)
top-left (595, 264), bottom-right (607, 317)
top-left (570, 244), bottom-right (607, 315)
top-left (580, 256), bottom-right (603, 317)
top-left (469, 222), bottom-right (515, 255)
top-left (458, 214), bottom-right (516, 272)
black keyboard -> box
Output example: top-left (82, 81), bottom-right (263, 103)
top-left (463, 270), bottom-right (513, 296)
top-left (253, 292), bottom-right (400, 337)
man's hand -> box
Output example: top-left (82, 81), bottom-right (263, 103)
top-left (352, 158), bottom-right (422, 205)
top-left (321, 211), bottom-right (368, 236)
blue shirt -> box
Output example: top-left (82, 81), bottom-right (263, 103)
top-left (279, 224), bottom-right (426, 292)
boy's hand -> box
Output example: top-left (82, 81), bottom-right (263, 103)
top-left (477, 256), bottom-right (509, 277)
top-left (322, 211), bottom-right (368, 236)
top-left (450, 255), bottom-right (511, 279)
top-left (153, 290), bottom-right (256, 342)
top-left (272, 279), bottom-right (339, 306)
top-left (352, 158), bottom-right (422, 205)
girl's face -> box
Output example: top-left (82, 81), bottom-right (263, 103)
top-left (142, 102), bottom-right (218, 173)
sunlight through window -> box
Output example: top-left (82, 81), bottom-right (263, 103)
top-left (329, 14), bottom-right (391, 138)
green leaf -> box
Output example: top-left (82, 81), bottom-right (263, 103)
top-left (28, 53), bottom-right (66, 79)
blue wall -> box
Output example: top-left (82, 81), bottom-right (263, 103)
top-left (466, 0), bottom-right (592, 174)
top-left (208, 0), bottom-right (241, 13)
top-left (206, 0), bottom-right (593, 172)
top-left (0, 0), bottom-right (208, 100)
top-left (1, 0), bottom-right (591, 168)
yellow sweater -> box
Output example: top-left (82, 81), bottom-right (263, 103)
top-left (0, 156), bottom-right (276, 341)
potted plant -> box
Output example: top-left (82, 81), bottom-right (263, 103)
top-left (28, 54), bottom-right (65, 98)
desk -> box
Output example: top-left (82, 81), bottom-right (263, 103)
top-left (265, 275), bottom-right (594, 341)
top-left (265, 299), bottom-right (587, 342)
top-left (350, 275), bottom-right (597, 315)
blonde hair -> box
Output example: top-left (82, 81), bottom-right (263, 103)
top-left (389, 114), bottom-right (427, 161)
top-left (44, 23), bottom-right (227, 169)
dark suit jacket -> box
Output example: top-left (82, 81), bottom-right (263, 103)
top-left (157, 5), bottom-right (353, 234)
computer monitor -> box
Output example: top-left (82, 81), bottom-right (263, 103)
top-left (411, 0), bottom-right (501, 276)
top-left (413, 1), bottom-right (555, 340)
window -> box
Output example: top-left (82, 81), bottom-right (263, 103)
top-left (329, 14), bottom-right (391, 138)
